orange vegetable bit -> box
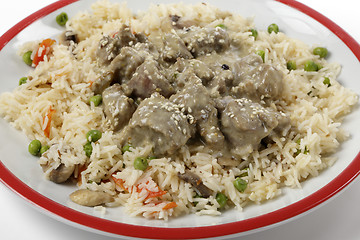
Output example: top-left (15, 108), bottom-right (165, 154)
top-left (162, 202), bottom-right (177, 210)
top-left (145, 190), bottom-right (167, 200)
top-left (33, 38), bottom-right (56, 67)
top-left (112, 175), bottom-right (127, 191)
top-left (42, 106), bottom-right (56, 138)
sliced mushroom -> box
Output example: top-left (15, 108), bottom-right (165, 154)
top-left (48, 163), bottom-right (75, 183)
top-left (40, 143), bottom-right (76, 184)
top-left (59, 30), bottom-right (79, 46)
top-left (178, 170), bottom-right (213, 198)
top-left (70, 189), bottom-right (114, 207)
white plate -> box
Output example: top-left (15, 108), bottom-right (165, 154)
top-left (0, 0), bottom-right (359, 239)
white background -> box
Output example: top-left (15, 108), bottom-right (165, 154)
top-left (0, 0), bottom-right (359, 239)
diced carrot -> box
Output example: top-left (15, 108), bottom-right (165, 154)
top-left (42, 106), bottom-right (56, 138)
top-left (145, 190), bottom-right (167, 199)
top-left (162, 202), bottom-right (177, 210)
top-left (33, 38), bottom-right (56, 67)
top-left (88, 81), bottom-right (94, 88)
top-left (112, 175), bottom-right (127, 191)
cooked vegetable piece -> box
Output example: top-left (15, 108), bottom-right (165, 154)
top-left (233, 178), bottom-right (247, 192)
top-left (286, 60), bottom-right (297, 71)
top-left (216, 192), bottom-right (228, 208)
top-left (83, 142), bottom-right (93, 157)
top-left (22, 51), bottom-right (32, 66)
top-left (163, 202), bottom-right (177, 210)
top-left (215, 24), bottom-right (227, 29)
top-left (33, 39), bottom-right (56, 67)
top-left (313, 47), bottom-right (328, 58)
top-left (323, 77), bottom-right (331, 87)
top-left (19, 77), bottom-right (28, 85)
top-left (304, 60), bottom-right (319, 72)
top-left (56, 12), bottom-right (68, 26)
top-left (250, 28), bottom-right (258, 40)
top-left (48, 163), bottom-right (75, 183)
top-left (89, 94), bottom-right (102, 106)
top-left (40, 145), bottom-right (50, 155)
top-left (86, 130), bottom-right (102, 142)
top-left (70, 189), bottom-right (113, 207)
top-left (28, 140), bottom-right (41, 156)
top-left (43, 106), bottom-right (56, 138)
top-left (177, 170), bottom-right (213, 198)
top-left (268, 23), bottom-right (279, 34)
top-left (122, 144), bottom-right (132, 153)
top-left (256, 50), bottom-right (265, 62)
top-left (134, 157), bottom-right (148, 171)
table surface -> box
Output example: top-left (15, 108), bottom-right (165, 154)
top-left (0, 1), bottom-right (359, 239)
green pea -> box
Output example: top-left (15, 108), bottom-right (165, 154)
top-left (83, 142), bottom-right (93, 157)
top-left (56, 12), bottom-right (68, 26)
top-left (134, 157), bottom-right (148, 171)
top-left (323, 77), bottom-right (331, 87)
top-left (39, 145), bottom-right (50, 155)
top-left (286, 60), bottom-right (297, 71)
top-left (121, 144), bottom-right (132, 154)
top-left (250, 29), bottom-right (258, 40)
top-left (313, 47), bottom-right (328, 58)
top-left (28, 140), bottom-right (41, 156)
top-left (216, 192), bottom-right (228, 209)
top-left (256, 50), bottom-right (265, 62)
top-left (267, 23), bottom-right (279, 34)
top-left (19, 77), bottom-right (28, 85)
top-left (215, 24), bottom-right (227, 29)
top-left (304, 60), bottom-right (319, 72)
top-left (89, 95), bottom-right (102, 106)
top-left (22, 51), bottom-right (33, 66)
top-left (86, 130), bottom-right (102, 142)
top-left (233, 178), bottom-right (248, 193)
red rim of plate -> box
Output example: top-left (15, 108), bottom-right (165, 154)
top-left (0, 0), bottom-right (360, 239)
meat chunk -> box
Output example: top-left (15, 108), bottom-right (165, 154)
top-left (232, 54), bottom-right (283, 101)
top-left (170, 76), bottom-right (224, 147)
top-left (207, 69), bottom-right (234, 96)
top-left (217, 97), bottom-right (284, 156)
top-left (161, 33), bottom-right (193, 63)
top-left (96, 35), bottom-right (122, 65)
top-left (109, 47), bottom-right (146, 84)
top-left (177, 26), bottom-right (230, 57)
top-left (120, 93), bottom-right (193, 156)
top-left (115, 25), bottom-right (147, 47)
top-left (126, 59), bottom-right (175, 98)
top-left (168, 58), bottom-right (214, 86)
top-left (102, 84), bottom-right (136, 131)
top-left (92, 70), bottom-right (114, 95)
top-left (96, 25), bottom-right (148, 66)
top-left (178, 170), bottom-right (213, 198)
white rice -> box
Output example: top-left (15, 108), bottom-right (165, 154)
top-left (0, 0), bottom-right (358, 220)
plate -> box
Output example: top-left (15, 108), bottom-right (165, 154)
top-left (0, 0), bottom-right (359, 239)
